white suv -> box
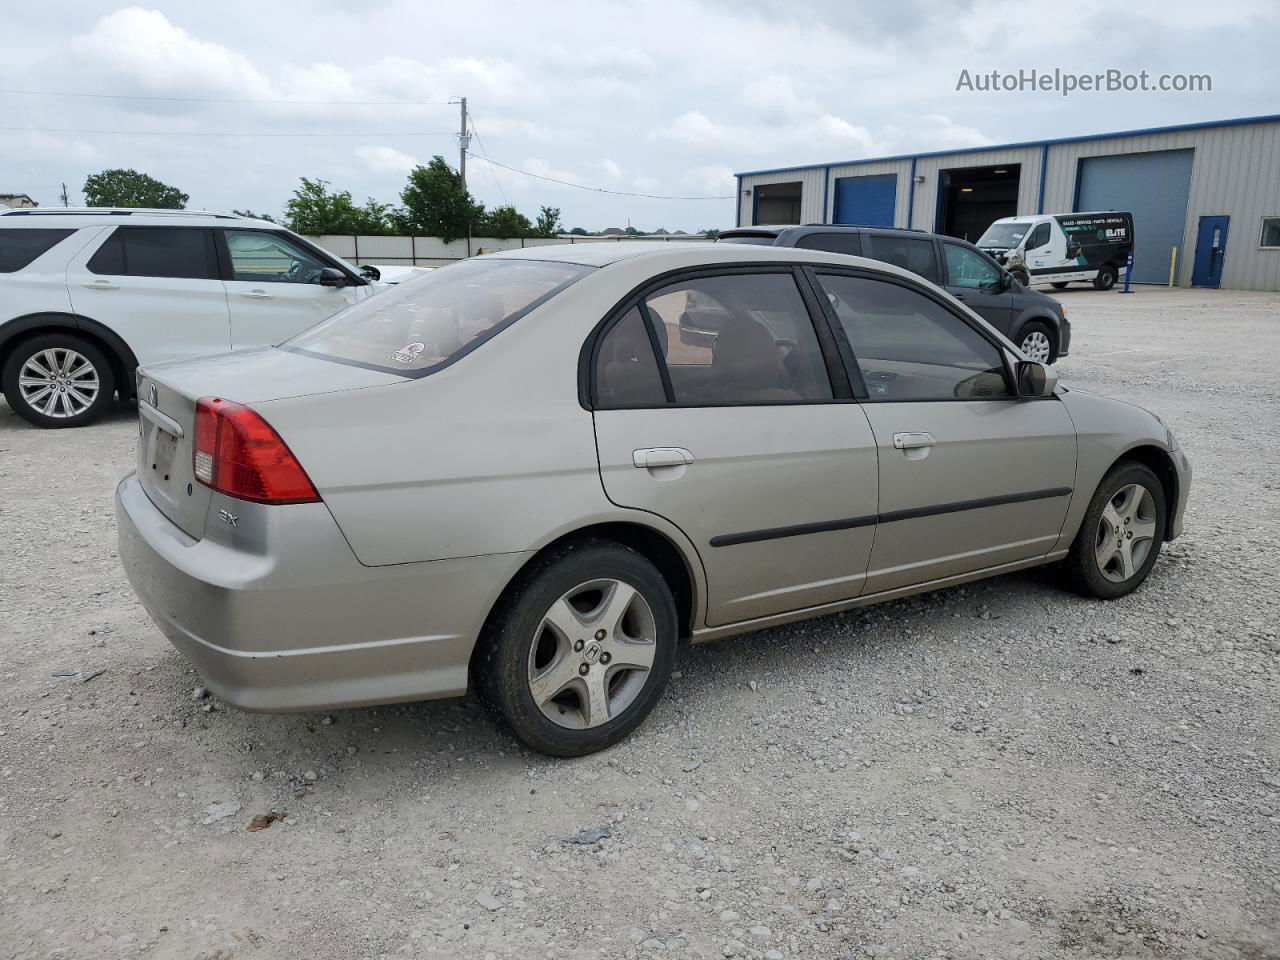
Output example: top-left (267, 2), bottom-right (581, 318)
top-left (0, 208), bottom-right (383, 428)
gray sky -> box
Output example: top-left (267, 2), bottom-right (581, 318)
top-left (2, 1), bottom-right (1275, 231)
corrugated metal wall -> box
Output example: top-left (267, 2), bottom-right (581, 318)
top-left (737, 118), bottom-right (1280, 290)
top-left (737, 167), bottom-right (826, 226)
top-left (1041, 121), bottom-right (1280, 289)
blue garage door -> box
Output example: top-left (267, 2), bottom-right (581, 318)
top-left (1075, 149), bottom-right (1193, 284)
top-left (833, 174), bottom-right (897, 226)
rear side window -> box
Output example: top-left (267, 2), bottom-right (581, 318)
top-left (88, 227), bottom-right (215, 279)
top-left (796, 233), bottom-right (861, 256)
top-left (637, 272), bottom-right (833, 405)
top-left (595, 307), bottom-right (667, 407)
top-left (861, 235), bottom-right (939, 283)
top-left (0, 228), bottom-right (74, 273)
top-left (286, 258), bottom-right (590, 377)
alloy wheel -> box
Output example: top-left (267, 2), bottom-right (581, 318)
top-left (1094, 482), bottom-right (1158, 583)
top-left (526, 578), bottom-right (657, 729)
top-left (18, 348), bottom-right (100, 419)
top-left (1021, 330), bottom-right (1052, 363)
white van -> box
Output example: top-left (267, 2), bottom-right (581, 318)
top-left (977, 211), bottom-right (1134, 291)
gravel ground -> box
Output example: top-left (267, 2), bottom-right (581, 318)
top-left (1, 286), bottom-right (1277, 960)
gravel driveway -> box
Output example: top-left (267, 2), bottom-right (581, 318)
top-left (2, 286), bottom-right (1276, 960)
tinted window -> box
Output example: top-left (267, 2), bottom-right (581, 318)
top-left (862, 234), bottom-right (939, 283)
top-left (287, 258), bottom-right (589, 376)
top-left (943, 243), bottom-right (1002, 289)
top-left (717, 234), bottom-right (779, 246)
top-left (88, 227), bottom-right (214, 279)
top-left (641, 273), bottom-right (832, 405)
top-left (224, 230), bottom-right (330, 284)
top-left (797, 232), bottom-right (861, 256)
top-left (1026, 222), bottom-right (1051, 250)
top-left (595, 307), bottom-right (667, 407)
top-left (1260, 217), bottom-right (1280, 248)
top-left (817, 274), bottom-right (1011, 401)
top-left (0, 228), bottom-right (74, 273)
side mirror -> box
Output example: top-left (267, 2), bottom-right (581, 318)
top-left (319, 267), bottom-right (348, 287)
top-left (359, 264), bottom-right (381, 282)
top-left (1016, 359), bottom-right (1058, 398)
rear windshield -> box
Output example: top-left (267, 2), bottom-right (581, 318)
top-left (977, 221), bottom-right (1032, 248)
top-left (0, 228), bottom-right (74, 272)
top-left (284, 258), bottom-right (591, 376)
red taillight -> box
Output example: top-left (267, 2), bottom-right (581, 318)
top-left (192, 397), bottom-right (320, 505)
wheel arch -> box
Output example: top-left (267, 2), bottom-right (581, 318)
top-left (482, 520), bottom-right (702, 649)
top-left (1009, 311), bottom-right (1060, 352)
top-left (0, 312), bottom-right (139, 398)
top-left (1111, 443), bottom-right (1180, 531)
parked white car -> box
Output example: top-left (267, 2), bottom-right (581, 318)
top-left (0, 208), bottom-right (386, 427)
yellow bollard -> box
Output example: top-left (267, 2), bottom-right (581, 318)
top-left (1169, 246), bottom-right (1178, 287)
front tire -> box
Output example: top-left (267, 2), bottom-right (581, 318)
top-left (1093, 264), bottom-right (1118, 290)
top-left (473, 539), bottom-right (678, 757)
top-left (1017, 321), bottom-right (1058, 364)
top-left (1064, 462), bottom-right (1167, 599)
top-left (2, 333), bottom-right (115, 428)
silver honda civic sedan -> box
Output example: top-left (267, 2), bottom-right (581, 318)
top-left (116, 242), bottom-right (1190, 756)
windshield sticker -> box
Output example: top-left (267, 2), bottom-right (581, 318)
top-left (389, 342), bottom-right (425, 364)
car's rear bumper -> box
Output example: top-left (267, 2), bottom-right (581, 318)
top-left (116, 473), bottom-right (530, 711)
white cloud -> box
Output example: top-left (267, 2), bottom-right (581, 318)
top-left (685, 165), bottom-right (736, 195)
top-left (355, 145), bottom-right (419, 174)
top-left (590, 159), bottom-right (624, 180)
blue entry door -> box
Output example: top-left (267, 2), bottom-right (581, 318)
top-left (1191, 215), bottom-right (1230, 288)
top-left (833, 174), bottom-right (896, 226)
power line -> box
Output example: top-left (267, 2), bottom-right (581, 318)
top-left (0, 88), bottom-right (452, 106)
top-left (466, 151), bottom-right (734, 201)
top-left (0, 125), bottom-right (455, 138)
top-left (466, 113), bottom-right (509, 207)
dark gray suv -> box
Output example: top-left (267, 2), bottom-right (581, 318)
top-left (719, 225), bottom-right (1070, 363)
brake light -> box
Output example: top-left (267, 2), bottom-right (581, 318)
top-left (192, 397), bottom-right (320, 504)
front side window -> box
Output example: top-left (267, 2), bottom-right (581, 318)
top-left (1026, 222), bottom-right (1051, 250)
top-left (1260, 217), bottom-right (1280, 248)
top-left (862, 234), bottom-right (939, 283)
top-left (817, 273), bottom-right (1011, 401)
top-left (87, 227), bottom-right (214, 279)
top-left (943, 242), bottom-right (1003, 289)
top-left (0, 228), bottom-right (74, 273)
top-left (286, 258), bottom-right (590, 376)
top-left (224, 230), bottom-right (331, 284)
top-left (639, 272), bottom-right (832, 405)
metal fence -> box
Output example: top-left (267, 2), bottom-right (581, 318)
top-left (303, 234), bottom-right (713, 268)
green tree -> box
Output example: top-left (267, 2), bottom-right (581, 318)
top-left (702, 228), bottom-right (722, 239)
top-left (534, 205), bottom-right (563, 238)
top-left (399, 156), bottom-right (485, 243)
top-left (482, 205), bottom-right (534, 239)
top-left (568, 226), bottom-right (589, 236)
top-left (233, 209), bottom-right (276, 222)
top-left (83, 168), bottom-right (187, 209)
top-left (284, 178), bottom-right (392, 235)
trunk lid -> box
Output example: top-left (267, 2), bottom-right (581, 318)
top-left (135, 347), bottom-right (405, 539)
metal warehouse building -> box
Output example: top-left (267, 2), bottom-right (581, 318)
top-left (735, 114), bottom-right (1280, 291)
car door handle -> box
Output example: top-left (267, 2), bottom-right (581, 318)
top-left (241, 289), bottom-right (273, 299)
top-left (893, 432), bottom-right (935, 450)
top-left (632, 447), bottom-right (694, 469)
top-left (82, 280), bottom-right (118, 291)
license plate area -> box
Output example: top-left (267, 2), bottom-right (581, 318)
top-left (149, 427), bottom-right (178, 482)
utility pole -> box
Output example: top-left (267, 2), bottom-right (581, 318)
top-left (59, 182), bottom-right (69, 207)
top-left (458, 97), bottom-right (469, 194)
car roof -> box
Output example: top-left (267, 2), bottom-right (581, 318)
top-left (479, 239), bottom-right (930, 281)
top-left (0, 208), bottom-right (276, 229)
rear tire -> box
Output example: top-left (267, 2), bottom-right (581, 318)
top-left (1050, 282), bottom-right (1069, 290)
top-left (2, 333), bottom-right (115, 429)
top-left (1064, 462), bottom-right (1167, 599)
top-left (1093, 264), bottom-right (1118, 290)
top-left (472, 538), bottom-right (678, 757)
